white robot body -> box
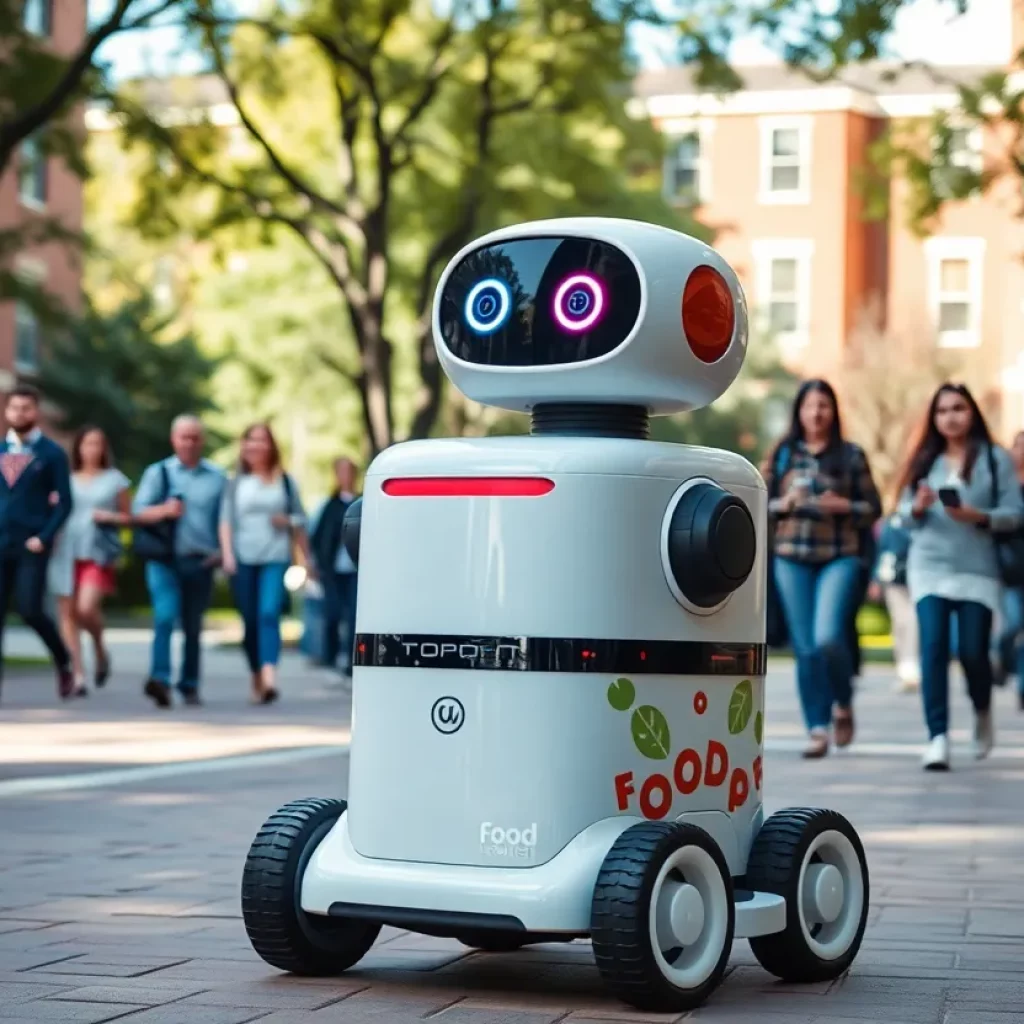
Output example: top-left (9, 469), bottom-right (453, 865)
top-left (244, 217), bottom-right (869, 1012)
top-left (301, 437), bottom-right (769, 930)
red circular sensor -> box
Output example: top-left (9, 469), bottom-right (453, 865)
top-left (682, 265), bottom-right (735, 364)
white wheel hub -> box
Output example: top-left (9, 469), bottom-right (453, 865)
top-left (796, 829), bottom-right (865, 960)
top-left (803, 863), bottom-right (844, 924)
top-left (648, 844), bottom-right (728, 989)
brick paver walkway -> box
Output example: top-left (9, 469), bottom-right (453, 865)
top-left (1, 636), bottom-right (1023, 1023)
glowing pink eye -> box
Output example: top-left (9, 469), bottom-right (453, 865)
top-left (553, 273), bottom-right (605, 332)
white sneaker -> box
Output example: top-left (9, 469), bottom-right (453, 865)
top-left (923, 734), bottom-right (950, 771)
top-left (973, 709), bottom-right (994, 760)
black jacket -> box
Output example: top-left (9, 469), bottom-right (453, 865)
top-left (0, 434), bottom-right (72, 554)
top-left (311, 493), bottom-right (356, 574)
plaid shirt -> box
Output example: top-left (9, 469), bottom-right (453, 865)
top-left (761, 441), bottom-right (881, 564)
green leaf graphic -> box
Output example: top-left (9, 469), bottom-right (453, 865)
top-left (754, 710), bottom-right (763, 745)
top-left (728, 680), bottom-right (753, 735)
top-left (607, 677), bottom-right (635, 712)
top-left (631, 705), bottom-right (672, 760)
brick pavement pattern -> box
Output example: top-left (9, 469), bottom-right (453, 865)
top-left (2, 637), bottom-right (1024, 1023)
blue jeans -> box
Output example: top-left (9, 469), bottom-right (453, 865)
top-left (323, 571), bottom-right (358, 670)
top-left (774, 555), bottom-right (862, 730)
top-left (916, 595), bottom-right (993, 738)
top-left (231, 562), bottom-right (288, 673)
top-left (145, 557), bottom-right (215, 692)
top-left (999, 587), bottom-right (1024, 696)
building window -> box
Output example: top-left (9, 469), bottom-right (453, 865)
top-left (759, 117), bottom-right (812, 205)
top-left (14, 301), bottom-right (41, 373)
top-left (924, 237), bottom-right (985, 348)
top-left (751, 239), bottom-right (814, 351)
top-left (22, 0), bottom-right (51, 36)
top-left (665, 133), bottom-right (701, 204)
top-left (18, 134), bottom-right (47, 209)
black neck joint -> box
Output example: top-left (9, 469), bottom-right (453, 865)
top-left (530, 403), bottom-right (650, 440)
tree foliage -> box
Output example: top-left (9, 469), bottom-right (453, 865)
top-left (112, 0), bottom-right (700, 456)
top-left (37, 296), bottom-right (220, 481)
top-left (675, 0), bottom-right (1024, 231)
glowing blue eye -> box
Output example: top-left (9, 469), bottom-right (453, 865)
top-left (465, 278), bottom-right (511, 334)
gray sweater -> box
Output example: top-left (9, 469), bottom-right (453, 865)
top-left (897, 444), bottom-right (1024, 583)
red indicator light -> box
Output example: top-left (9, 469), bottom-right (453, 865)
top-left (382, 477), bottom-right (555, 498)
top-left (682, 265), bottom-right (735, 364)
top-left (639, 650), bottom-right (647, 661)
top-left (357, 642), bottom-right (366, 654)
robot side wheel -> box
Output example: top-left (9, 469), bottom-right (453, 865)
top-left (241, 798), bottom-right (380, 976)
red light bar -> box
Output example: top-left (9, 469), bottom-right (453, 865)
top-left (382, 477), bottom-right (555, 498)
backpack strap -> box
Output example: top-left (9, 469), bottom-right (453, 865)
top-left (986, 443), bottom-right (998, 508)
top-left (769, 442), bottom-right (791, 500)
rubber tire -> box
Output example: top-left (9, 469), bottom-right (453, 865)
top-left (745, 807), bottom-right (869, 983)
top-left (457, 931), bottom-right (528, 952)
top-left (241, 797), bottom-right (381, 975)
top-left (591, 821), bottom-right (735, 1013)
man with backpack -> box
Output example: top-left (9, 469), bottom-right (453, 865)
top-left (132, 415), bottom-right (226, 708)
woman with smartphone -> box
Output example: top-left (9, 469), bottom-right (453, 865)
top-left (219, 423), bottom-right (314, 704)
top-left (762, 379), bottom-right (882, 759)
top-left (896, 384), bottom-right (1024, 770)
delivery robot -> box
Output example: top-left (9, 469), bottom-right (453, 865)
top-left (240, 218), bottom-right (870, 1012)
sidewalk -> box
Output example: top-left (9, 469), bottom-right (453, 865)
top-left (1, 647), bottom-right (1023, 1022)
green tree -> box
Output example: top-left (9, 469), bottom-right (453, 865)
top-left (112, 0), bottom-right (700, 456)
top-left (674, 0), bottom-right (1024, 232)
top-left (37, 296), bottom-right (220, 480)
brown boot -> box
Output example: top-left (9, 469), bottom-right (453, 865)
top-left (802, 728), bottom-right (829, 759)
top-left (833, 707), bottom-right (855, 748)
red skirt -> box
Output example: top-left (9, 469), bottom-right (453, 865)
top-left (74, 560), bottom-right (118, 596)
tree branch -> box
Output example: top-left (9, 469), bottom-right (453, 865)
top-left (199, 20), bottom-right (365, 245)
top-left (0, 0), bottom-right (178, 172)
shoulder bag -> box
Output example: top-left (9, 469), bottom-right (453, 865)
top-left (985, 445), bottom-right (1024, 587)
top-left (131, 463), bottom-right (177, 564)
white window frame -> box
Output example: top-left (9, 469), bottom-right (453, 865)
top-left (13, 258), bottom-right (47, 375)
top-left (661, 118), bottom-right (713, 205)
top-left (17, 134), bottom-right (47, 211)
top-left (924, 236), bottom-right (985, 349)
top-left (750, 239), bottom-right (814, 351)
top-left (758, 115), bottom-right (812, 205)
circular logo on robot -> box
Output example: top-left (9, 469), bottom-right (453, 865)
top-left (553, 273), bottom-right (605, 333)
top-left (464, 278), bottom-right (511, 335)
top-left (430, 696), bottom-right (465, 734)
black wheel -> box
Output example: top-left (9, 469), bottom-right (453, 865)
top-left (745, 808), bottom-right (869, 983)
top-left (457, 931), bottom-right (528, 952)
top-left (591, 822), bottom-right (734, 1012)
top-left (241, 797), bottom-right (380, 975)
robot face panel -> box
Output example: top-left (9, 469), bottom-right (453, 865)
top-left (438, 236), bottom-right (643, 367)
top-left (433, 217), bottom-right (749, 416)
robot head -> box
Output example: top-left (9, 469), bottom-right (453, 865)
top-left (432, 217), bottom-right (749, 416)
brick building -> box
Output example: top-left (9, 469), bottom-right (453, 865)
top-left (634, 0), bottom-right (1024, 436)
top-left (0, 0), bottom-right (87, 395)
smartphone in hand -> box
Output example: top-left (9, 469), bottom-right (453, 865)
top-left (937, 487), bottom-right (962, 508)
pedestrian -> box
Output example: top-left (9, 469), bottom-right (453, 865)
top-left (310, 457), bottom-right (360, 678)
top-left (996, 429), bottom-right (1024, 708)
top-left (48, 504), bottom-right (80, 695)
top-left (897, 384), bottom-right (1024, 769)
top-left (761, 379), bottom-right (882, 759)
top-left (0, 385), bottom-right (75, 700)
top-left (866, 511), bottom-right (919, 693)
top-left (219, 423), bottom-right (313, 705)
top-left (55, 427), bottom-right (132, 694)
top-left (133, 415), bottom-right (226, 708)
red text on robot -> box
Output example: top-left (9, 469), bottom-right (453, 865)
top-left (613, 740), bottom-right (763, 820)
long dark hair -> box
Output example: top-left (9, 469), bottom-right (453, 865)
top-left (70, 425), bottom-right (113, 472)
top-left (331, 456), bottom-right (357, 500)
top-left (895, 383), bottom-right (992, 495)
top-left (238, 422), bottom-right (282, 475)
